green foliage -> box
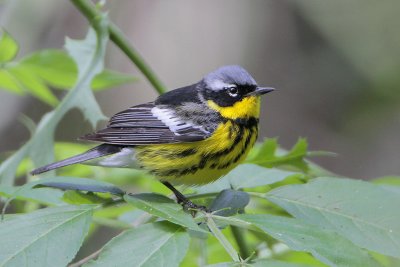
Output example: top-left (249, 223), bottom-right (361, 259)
top-left (35, 176), bottom-right (125, 196)
top-left (0, 3), bottom-right (399, 267)
top-left (246, 138), bottom-right (309, 172)
top-left (267, 177), bottom-right (400, 258)
top-left (85, 222), bottom-right (190, 267)
top-left (196, 163), bottom-right (302, 194)
top-left (0, 29), bottom-right (18, 62)
top-left (124, 193), bottom-right (204, 232)
top-left (0, 33), bottom-right (136, 106)
top-left (210, 189), bottom-right (249, 217)
top-left (235, 214), bottom-right (377, 267)
top-left (0, 205), bottom-right (93, 267)
top-left (0, 16), bottom-right (109, 185)
top-left (0, 185), bottom-right (64, 206)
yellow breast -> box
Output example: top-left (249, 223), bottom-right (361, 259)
top-left (135, 120), bottom-right (258, 185)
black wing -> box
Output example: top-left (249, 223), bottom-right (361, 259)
top-left (80, 102), bottom-right (211, 145)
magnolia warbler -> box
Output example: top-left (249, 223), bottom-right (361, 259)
top-left (31, 65), bottom-right (275, 209)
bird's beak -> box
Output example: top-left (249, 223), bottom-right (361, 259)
top-left (248, 87), bottom-right (275, 96)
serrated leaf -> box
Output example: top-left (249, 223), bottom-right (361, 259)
top-left (63, 28), bottom-right (108, 128)
top-left (0, 16), bottom-right (109, 185)
top-left (0, 30), bottom-right (18, 62)
top-left (267, 177), bottom-right (400, 258)
top-left (34, 176), bottom-right (125, 196)
top-left (210, 189), bottom-right (249, 217)
top-left (84, 222), bottom-right (189, 267)
top-left (124, 193), bottom-right (205, 232)
top-left (196, 164), bottom-right (301, 194)
top-left (236, 214), bottom-right (378, 267)
top-left (248, 138), bottom-right (309, 172)
top-left (0, 185), bottom-right (64, 205)
top-left (0, 205), bottom-right (93, 267)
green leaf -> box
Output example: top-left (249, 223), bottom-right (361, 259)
top-left (0, 185), bottom-right (64, 205)
top-left (1, 176), bottom-right (119, 217)
top-left (0, 29), bottom-right (18, 62)
top-left (197, 164), bottom-right (301, 194)
top-left (248, 138), bottom-right (309, 172)
top-left (9, 65), bottom-right (59, 106)
top-left (34, 176), bottom-right (125, 196)
top-left (205, 263), bottom-right (239, 267)
top-left (252, 259), bottom-right (316, 267)
top-left (245, 139), bottom-right (277, 163)
top-left (267, 177), bottom-right (400, 258)
top-left (62, 191), bottom-right (113, 205)
top-left (124, 193), bottom-right (205, 232)
top-left (0, 15), bottom-right (109, 185)
top-left (210, 189), bottom-right (249, 217)
top-left (373, 176), bottom-right (400, 186)
top-left (21, 50), bottom-right (77, 89)
top-left (0, 69), bottom-right (24, 94)
top-left (208, 261), bottom-right (307, 267)
top-left (84, 222), bottom-right (189, 267)
top-left (236, 214), bottom-right (378, 267)
top-left (0, 205), bottom-right (93, 267)
top-left (270, 251), bottom-right (327, 267)
top-left (91, 69), bottom-right (137, 91)
top-left (21, 50), bottom-right (136, 91)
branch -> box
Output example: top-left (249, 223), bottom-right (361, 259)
top-left (206, 214), bottom-right (241, 262)
top-left (70, 0), bottom-right (167, 95)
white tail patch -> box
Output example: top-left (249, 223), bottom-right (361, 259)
top-left (84, 147), bottom-right (139, 168)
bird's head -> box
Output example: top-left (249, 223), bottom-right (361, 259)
top-left (199, 65), bottom-right (274, 119)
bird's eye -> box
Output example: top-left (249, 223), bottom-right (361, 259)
top-left (226, 86), bottom-right (239, 97)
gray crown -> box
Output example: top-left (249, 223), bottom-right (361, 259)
top-left (203, 65), bottom-right (257, 91)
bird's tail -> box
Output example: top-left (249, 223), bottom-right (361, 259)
top-left (30, 144), bottom-right (123, 175)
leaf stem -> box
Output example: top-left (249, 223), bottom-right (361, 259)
top-left (230, 225), bottom-right (251, 260)
top-left (206, 214), bottom-right (241, 262)
top-left (70, 0), bottom-right (167, 95)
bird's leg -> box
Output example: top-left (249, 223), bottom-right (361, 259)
top-left (162, 181), bottom-right (209, 213)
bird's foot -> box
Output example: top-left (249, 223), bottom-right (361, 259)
top-left (179, 198), bottom-right (209, 215)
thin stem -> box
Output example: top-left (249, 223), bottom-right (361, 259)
top-left (206, 214), bottom-right (241, 262)
top-left (70, 0), bottom-right (167, 95)
top-left (230, 225), bottom-right (251, 260)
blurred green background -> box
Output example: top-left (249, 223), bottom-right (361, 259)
top-left (0, 0), bottom-right (399, 180)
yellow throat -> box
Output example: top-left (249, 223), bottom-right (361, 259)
top-left (206, 96), bottom-right (261, 120)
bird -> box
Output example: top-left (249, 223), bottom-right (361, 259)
top-left (31, 65), bottom-right (275, 210)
